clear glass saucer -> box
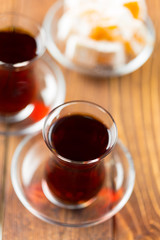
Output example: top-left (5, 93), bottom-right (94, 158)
top-left (11, 134), bottom-right (135, 227)
top-left (43, 1), bottom-right (155, 77)
top-left (0, 54), bottom-right (66, 135)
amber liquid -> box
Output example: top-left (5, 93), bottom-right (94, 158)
top-left (45, 114), bottom-right (109, 205)
top-left (0, 28), bottom-right (38, 114)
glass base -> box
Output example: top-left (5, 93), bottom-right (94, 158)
top-left (11, 134), bottom-right (135, 227)
top-left (42, 179), bottom-right (96, 209)
top-left (0, 54), bottom-right (66, 135)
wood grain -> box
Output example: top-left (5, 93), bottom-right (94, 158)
top-left (1, 0), bottom-right (160, 239)
top-left (0, 135), bottom-right (6, 239)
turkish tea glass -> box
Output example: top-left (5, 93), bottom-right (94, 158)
top-left (0, 13), bottom-right (45, 123)
top-left (42, 100), bottom-right (118, 209)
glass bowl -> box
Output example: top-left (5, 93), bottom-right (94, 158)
top-left (43, 1), bottom-right (155, 77)
top-left (11, 133), bottom-right (135, 227)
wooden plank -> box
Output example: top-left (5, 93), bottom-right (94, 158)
top-left (0, 135), bottom-right (6, 240)
top-left (112, 0), bottom-right (160, 238)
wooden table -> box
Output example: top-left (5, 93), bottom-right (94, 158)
top-left (1, 0), bottom-right (160, 239)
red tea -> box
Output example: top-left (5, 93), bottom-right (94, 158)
top-left (0, 28), bottom-right (38, 114)
top-left (44, 114), bottom-right (109, 205)
top-left (49, 114), bottom-right (109, 160)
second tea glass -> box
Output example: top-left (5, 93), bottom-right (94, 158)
top-left (0, 13), bottom-right (45, 122)
top-left (0, 13), bottom-right (66, 135)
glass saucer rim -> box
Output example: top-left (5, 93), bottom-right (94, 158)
top-left (43, 0), bottom-right (156, 77)
top-left (0, 53), bottom-right (66, 136)
top-left (11, 136), bottom-right (135, 228)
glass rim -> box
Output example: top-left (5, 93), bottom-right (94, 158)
top-left (0, 12), bottom-right (46, 68)
top-left (42, 100), bottom-right (118, 165)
